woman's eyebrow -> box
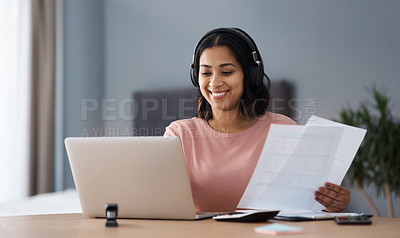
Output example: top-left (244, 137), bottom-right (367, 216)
top-left (200, 63), bottom-right (236, 68)
top-left (200, 64), bottom-right (211, 68)
top-left (219, 63), bottom-right (236, 68)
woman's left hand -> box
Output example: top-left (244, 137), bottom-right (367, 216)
top-left (314, 182), bottom-right (350, 212)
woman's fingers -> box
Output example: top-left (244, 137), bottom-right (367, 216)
top-left (314, 182), bottom-right (350, 212)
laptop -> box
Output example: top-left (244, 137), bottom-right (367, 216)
top-left (65, 136), bottom-right (222, 220)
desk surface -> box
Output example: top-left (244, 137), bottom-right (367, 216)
top-left (1, 213), bottom-right (399, 238)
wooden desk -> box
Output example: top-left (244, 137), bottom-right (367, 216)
top-left (1, 213), bottom-right (399, 238)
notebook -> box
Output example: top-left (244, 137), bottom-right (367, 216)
top-left (64, 136), bottom-right (222, 220)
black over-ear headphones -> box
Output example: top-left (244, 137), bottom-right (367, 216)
top-left (190, 27), bottom-right (268, 88)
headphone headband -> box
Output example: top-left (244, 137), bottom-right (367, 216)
top-left (191, 27), bottom-right (262, 67)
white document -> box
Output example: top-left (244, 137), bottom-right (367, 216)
top-left (238, 124), bottom-right (344, 211)
top-left (305, 115), bottom-right (367, 185)
top-left (238, 116), bottom-right (366, 212)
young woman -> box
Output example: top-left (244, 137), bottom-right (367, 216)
top-left (164, 28), bottom-right (350, 212)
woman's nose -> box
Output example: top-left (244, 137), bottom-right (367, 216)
top-left (208, 74), bottom-right (224, 87)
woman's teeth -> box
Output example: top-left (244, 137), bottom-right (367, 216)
top-left (212, 91), bottom-right (227, 97)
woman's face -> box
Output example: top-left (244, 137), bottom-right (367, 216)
top-left (198, 46), bottom-right (244, 115)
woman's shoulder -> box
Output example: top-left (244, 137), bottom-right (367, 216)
top-left (168, 117), bottom-right (205, 128)
top-left (260, 112), bottom-right (297, 125)
top-left (165, 117), bottom-right (207, 136)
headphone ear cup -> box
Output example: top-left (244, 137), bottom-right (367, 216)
top-left (190, 66), bottom-right (199, 87)
top-left (247, 63), bottom-right (262, 87)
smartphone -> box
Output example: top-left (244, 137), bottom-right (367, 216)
top-left (335, 215), bottom-right (372, 225)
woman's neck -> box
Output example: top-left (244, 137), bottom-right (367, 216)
top-left (208, 110), bottom-right (257, 133)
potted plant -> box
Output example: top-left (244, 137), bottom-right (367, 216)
top-left (337, 86), bottom-right (400, 218)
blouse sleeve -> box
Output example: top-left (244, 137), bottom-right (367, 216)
top-left (164, 122), bottom-right (179, 137)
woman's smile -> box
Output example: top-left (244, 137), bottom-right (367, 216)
top-left (209, 90), bottom-right (230, 99)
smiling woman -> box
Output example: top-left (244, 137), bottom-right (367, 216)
top-left (164, 28), bottom-right (297, 212)
top-left (164, 27), bottom-right (351, 213)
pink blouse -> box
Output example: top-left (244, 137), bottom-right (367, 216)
top-left (164, 112), bottom-right (296, 212)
